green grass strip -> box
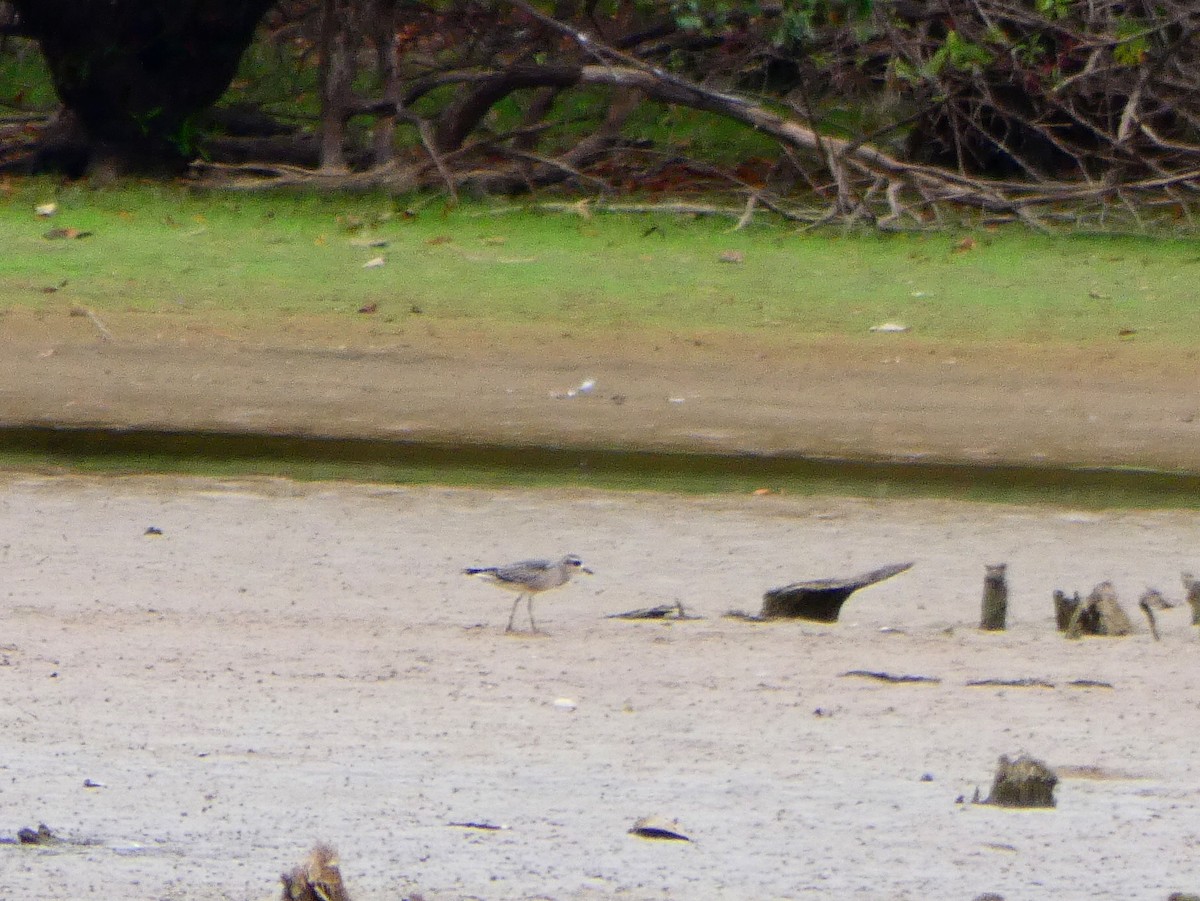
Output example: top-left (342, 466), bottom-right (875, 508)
top-left (3, 181), bottom-right (1200, 345)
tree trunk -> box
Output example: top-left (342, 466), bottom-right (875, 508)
top-left (369, 0), bottom-right (402, 167)
top-left (317, 0), bottom-right (354, 173)
top-left (11, 0), bottom-right (274, 172)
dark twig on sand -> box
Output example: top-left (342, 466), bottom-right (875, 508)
top-left (840, 669), bottom-right (941, 684)
top-left (966, 678), bottom-right (1055, 689)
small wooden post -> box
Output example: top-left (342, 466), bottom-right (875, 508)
top-left (979, 564), bottom-right (1008, 631)
top-left (1053, 589), bottom-right (1080, 632)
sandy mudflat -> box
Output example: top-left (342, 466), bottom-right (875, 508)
top-left (1, 473), bottom-right (1197, 900)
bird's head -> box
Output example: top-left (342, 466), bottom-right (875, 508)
top-left (563, 554), bottom-right (594, 575)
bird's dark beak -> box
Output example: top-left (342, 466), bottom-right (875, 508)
top-left (581, 567), bottom-right (595, 575)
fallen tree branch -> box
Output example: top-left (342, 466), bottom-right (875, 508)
top-left (464, 200), bottom-right (824, 221)
top-left (184, 5), bottom-right (1200, 225)
top-left (394, 107), bottom-right (458, 202)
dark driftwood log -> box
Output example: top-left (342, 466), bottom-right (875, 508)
top-left (979, 563), bottom-right (1008, 631)
top-left (281, 844), bottom-right (352, 901)
top-left (985, 755), bottom-right (1057, 808)
top-left (760, 561), bottom-right (914, 622)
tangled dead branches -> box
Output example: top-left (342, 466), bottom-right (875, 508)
top-left (8, 0), bottom-right (1200, 227)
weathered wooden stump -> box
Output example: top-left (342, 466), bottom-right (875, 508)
top-left (758, 561), bottom-right (914, 622)
top-left (1183, 572), bottom-right (1200, 626)
top-left (1061, 581), bottom-right (1134, 638)
top-left (979, 563), bottom-right (1008, 631)
top-left (985, 755), bottom-right (1057, 808)
top-left (1084, 582), bottom-right (1134, 635)
top-left (1053, 590), bottom-right (1081, 632)
top-left (281, 844), bottom-right (352, 901)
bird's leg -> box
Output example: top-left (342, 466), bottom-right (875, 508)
top-left (527, 595), bottom-right (539, 633)
top-left (507, 594), bottom-right (526, 633)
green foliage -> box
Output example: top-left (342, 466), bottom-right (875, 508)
top-left (981, 24), bottom-right (1009, 47)
top-left (0, 38), bottom-right (59, 110)
top-left (771, 0), bottom-right (875, 48)
top-left (1035, 0), bottom-right (1072, 20)
top-left (1013, 34), bottom-right (1049, 67)
top-left (225, 36), bottom-right (321, 121)
top-left (168, 116), bottom-right (204, 158)
top-left (889, 29), bottom-right (994, 86)
top-left (1113, 20), bottom-right (1149, 67)
top-left (671, 0), bottom-right (710, 31)
top-left (624, 100), bottom-right (781, 164)
top-left (928, 30), bottom-right (993, 75)
top-left (669, 0), bottom-right (876, 43)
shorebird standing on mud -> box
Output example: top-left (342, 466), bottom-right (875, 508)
top-left (464, 555), bottom-right (593, 633)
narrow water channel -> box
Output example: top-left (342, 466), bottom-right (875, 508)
top-left (3, 425), bottom-right (1198, 508)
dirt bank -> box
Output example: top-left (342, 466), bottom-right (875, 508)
top-left (1, 309), bottom-right (1199, 471)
